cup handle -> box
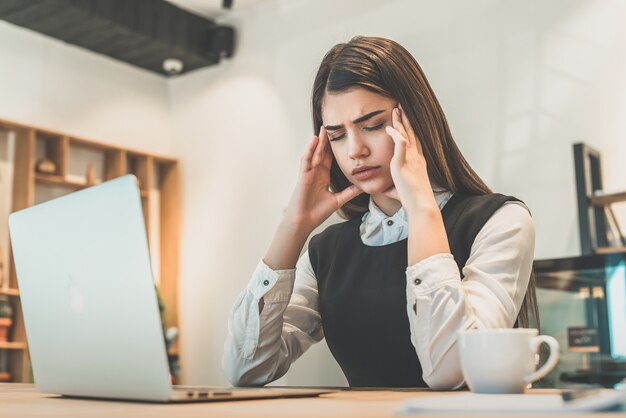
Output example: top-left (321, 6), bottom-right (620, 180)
top-left (523, 335), bottom-right (560, 383)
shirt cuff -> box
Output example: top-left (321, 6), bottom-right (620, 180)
top-left (405, 253), bottom-right (460, 295)
top-left (247, 259), bottom-right (296, 303)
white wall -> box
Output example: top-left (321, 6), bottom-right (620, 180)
top-left (0, 20), bottom-right (171, 154)
top-left (169, 0), bottom-right (626, 386)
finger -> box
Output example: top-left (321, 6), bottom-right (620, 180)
top-left (311, 126), bottom-right (328, 167)
top-left (392, 108), bottom-right (408, 139)
top-left (415, 136), bottom-right (424, 156)
top-left (385, 125), bottom-right (407, 162)
top-left (318, 126), bottom-right (334, 169)
top-left (321, 142), bottom-right (333, 168)
top-left (398, 105), bottom-right (414, 141)
top-left (301, 135), bottom-right (319, 172)
top-left (335, 184), bottom-right (363, 207)
top-left (398, 105), bottom-right (424, 155)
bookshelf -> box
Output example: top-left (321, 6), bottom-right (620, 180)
top-left (0, 118), bottom-right (180, 383)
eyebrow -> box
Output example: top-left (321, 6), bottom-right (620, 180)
top-left (324, 109), bottom-right (386, 131)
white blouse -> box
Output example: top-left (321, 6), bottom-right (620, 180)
top-left (222, 191), bottom-right (535, 390)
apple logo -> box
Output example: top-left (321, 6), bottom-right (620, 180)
top-left (67, 275), bottom-right (85, 314)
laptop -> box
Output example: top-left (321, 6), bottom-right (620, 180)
top-left (8, 175), bottom-right (331, 402)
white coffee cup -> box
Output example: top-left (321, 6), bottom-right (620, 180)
top-left (458, 328), bottom-right (560, 394)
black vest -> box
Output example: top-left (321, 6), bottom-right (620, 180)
top-left (308, 193), bottom-right (522, 388)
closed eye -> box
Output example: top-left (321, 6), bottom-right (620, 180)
top-left (328, 133), bottom-right (345, 142)
top-left (364, 122), bottom-right (385, 131)
top-left (328, 122), bottom-right (386, 142)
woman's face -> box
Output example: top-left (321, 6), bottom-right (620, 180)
top-left (321, 88), bottom-right (397, 196)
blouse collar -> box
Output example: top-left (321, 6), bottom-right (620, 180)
top-left (359, 185), bottom-right (453, 246)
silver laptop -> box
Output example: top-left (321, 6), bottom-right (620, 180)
top-left (8, 175), bottom-right (331, 402)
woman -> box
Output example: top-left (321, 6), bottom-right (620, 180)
top-left (222, 36), bottom-right (537, 390)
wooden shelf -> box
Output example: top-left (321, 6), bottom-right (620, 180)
top-left (0, 288), bottom-right (19, 297)
top-left (590, 191), bottom-right (626, 206)
top-left (0, 117), bottom-right (181, 383)
top-left (35, 173), bottom-right (85, 189)
top-left (0, 342), bottom-right (27, 350)
top-left (593, 246), bottom-right (626, 254)
top-left (35, 173), bottom-right (105, 190)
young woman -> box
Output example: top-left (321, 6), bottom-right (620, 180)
top-left (222, 36), bottom-right (537, 390)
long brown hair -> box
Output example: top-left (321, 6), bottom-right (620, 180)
top-left (311, 36), bottom-right (539, 329)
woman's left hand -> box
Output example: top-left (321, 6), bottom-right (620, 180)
top-left (384, 106), bottom-right (438, 214)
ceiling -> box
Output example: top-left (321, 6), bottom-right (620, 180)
top-left (0, 0), bottom-right (259, 77)
top-left (165, 0), bottom-right (267, 19)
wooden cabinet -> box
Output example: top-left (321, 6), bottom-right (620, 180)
top-left (0, 118), bottom-right (180, 383)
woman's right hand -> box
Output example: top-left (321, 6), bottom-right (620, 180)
top-left (263, 127), bottom-right (361, 271)
top-left (284, 126), bottom-right (363, 234)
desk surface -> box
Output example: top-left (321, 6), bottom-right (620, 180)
top-left (1, 384), bottom-right (624, 418)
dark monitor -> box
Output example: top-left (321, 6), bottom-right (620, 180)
top-left (534, 252), bottom-right (626, 388)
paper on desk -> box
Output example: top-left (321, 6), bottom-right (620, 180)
top-left (399, 390), bottom-right (626, 414)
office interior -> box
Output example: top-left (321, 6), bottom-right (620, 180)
top-left (0, 0), bottom-right (625, 390)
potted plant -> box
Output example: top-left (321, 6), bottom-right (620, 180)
top-left (0, 350), bottom-right (10, 382)
top-left (0, 295), bottom-right (13, 342)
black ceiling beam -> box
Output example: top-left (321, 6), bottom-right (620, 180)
top-left (0, 0), bottom-right (235, 76)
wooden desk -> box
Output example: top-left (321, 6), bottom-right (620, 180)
top-left (1, 384), bottom-right (624, 417)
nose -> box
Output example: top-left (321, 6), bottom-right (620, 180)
top-left (347, 132), bottom-right (370, 160)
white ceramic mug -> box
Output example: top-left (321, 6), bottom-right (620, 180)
top-left (458, 328), bottom-right (560, 394)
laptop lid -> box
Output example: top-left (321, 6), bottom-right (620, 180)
top-left (9, 175), bottom-right (172, 402)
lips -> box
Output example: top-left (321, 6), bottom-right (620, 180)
top-left (351, 165), bottom-right (381, 181)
